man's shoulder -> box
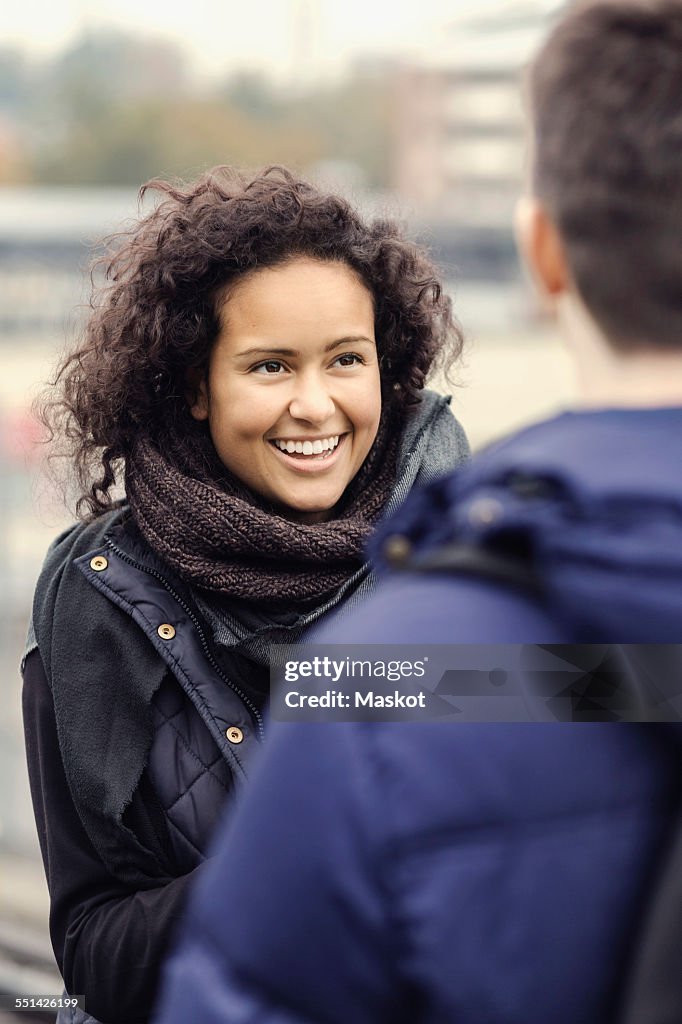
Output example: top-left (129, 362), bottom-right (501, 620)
top-left (324, 571), bottom-right (562, 644)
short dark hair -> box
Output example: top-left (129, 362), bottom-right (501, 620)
top-left (42, 165), bottom-right (462, 515)
top-left (529, 0), bottom-right (682, 349)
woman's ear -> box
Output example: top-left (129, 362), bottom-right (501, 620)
top-left (186, 368), bottom-right (209, 421)
top-left (515, 196), bottom-right (569, 300)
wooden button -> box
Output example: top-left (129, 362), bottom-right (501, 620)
top-left (90, 556), bottom-right (108, 571)
top-left (157, 623), bottom-right (176, 640)
top-left (226, 726), bottom-right (244, 744)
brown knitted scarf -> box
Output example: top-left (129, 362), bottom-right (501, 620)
top-left (126, 409), bottom-right (401, 607)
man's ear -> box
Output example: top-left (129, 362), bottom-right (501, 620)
top-left (186, 368), bottom-right (209, 421)
top-left (515, 196), bottom-right (568, 300)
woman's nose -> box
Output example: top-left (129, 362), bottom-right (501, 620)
top-left (288, 375), bottom-right (336, 424)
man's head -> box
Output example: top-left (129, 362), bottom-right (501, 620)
top-left (519, 0), bottom-right (682, 352)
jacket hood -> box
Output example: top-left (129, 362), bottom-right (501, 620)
top-left (381, 390), bottom-right (469, 521)
top-left (371, 407), bottom-right (682, 643)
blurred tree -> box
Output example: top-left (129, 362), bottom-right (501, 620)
top-left (44, 30), bottom-right (189, 111)
top-left (222, 72), bottom-right (278, 120)
top-left (219, 68), bottom-right (392, 187)
top-left (287, 72), bottom-right (392, 187)
top-left (3, 30), bottom-right (393, 188)
top-left (34, 98), bottom-right (325, 184)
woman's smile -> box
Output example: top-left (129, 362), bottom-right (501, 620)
top-left (270, 433), bottom-right (341, 456)
top-left (268, 433), bottom-right (346, 470)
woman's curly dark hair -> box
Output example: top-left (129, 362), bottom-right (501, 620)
top-left (41, 165), bottom-right (464, 516)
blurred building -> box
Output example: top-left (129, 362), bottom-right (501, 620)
top-left (393, 0), bottom-right (562, 230)
top-left (0, 188), bottom-right (141, 870)
top-left (0, 187), bottom-right (139, 343)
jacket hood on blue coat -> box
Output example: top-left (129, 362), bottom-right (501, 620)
top-left (370, 406), bottom-right (682, 643)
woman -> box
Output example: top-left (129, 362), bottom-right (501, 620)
top-left (22, 165), bottom-right (468, 1024)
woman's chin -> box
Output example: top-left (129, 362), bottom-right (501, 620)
top-left (265, 486), bottom-right (345, 523)
top-left (276, 503), bottom-right (336, 525)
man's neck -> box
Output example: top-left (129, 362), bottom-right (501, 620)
top-left (557, 293), bottom-right (682, 409)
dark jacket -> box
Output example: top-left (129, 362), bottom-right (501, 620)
top-left (156, 406), bottom-right (682, 1024)
top-left (22, 391), bottom-right (468, 1024)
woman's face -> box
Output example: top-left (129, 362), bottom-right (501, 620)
top-left (190, 257), bottom-right (382, 523)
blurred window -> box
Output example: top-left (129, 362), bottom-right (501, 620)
top-left (446, 84), bottom-right (522, 124)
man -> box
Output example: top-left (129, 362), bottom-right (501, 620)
top-left (156, 2), bottom-right (682, 1021)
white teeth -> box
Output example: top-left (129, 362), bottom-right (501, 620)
top-left (273, 435), bottom-right (341, 456)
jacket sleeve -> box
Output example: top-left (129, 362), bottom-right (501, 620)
top-left (155, 721), bottom-right (411, 1024)
top-left (22, 648), bottom-right (200, 1024)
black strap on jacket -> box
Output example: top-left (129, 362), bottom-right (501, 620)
top-left (406, 541), bottom-right (542, 596)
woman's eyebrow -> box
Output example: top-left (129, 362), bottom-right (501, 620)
top-left (325, 335), bottom-right (375, 352)
top-left (235, 346), bottom-right (298, 358)
top-left (235, 336), bottom-right (375, 359)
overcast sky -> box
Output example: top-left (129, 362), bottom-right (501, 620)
top-left (1, 0), bottom-right (478, 82)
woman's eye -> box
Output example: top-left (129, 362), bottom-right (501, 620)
top-left (253, 360), bottom-right (285, 375)
top-left (334, 353), bottom-right (363, 368)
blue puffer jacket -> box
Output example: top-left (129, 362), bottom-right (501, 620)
top-left (156, 407), bottom-right (682, 1024)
